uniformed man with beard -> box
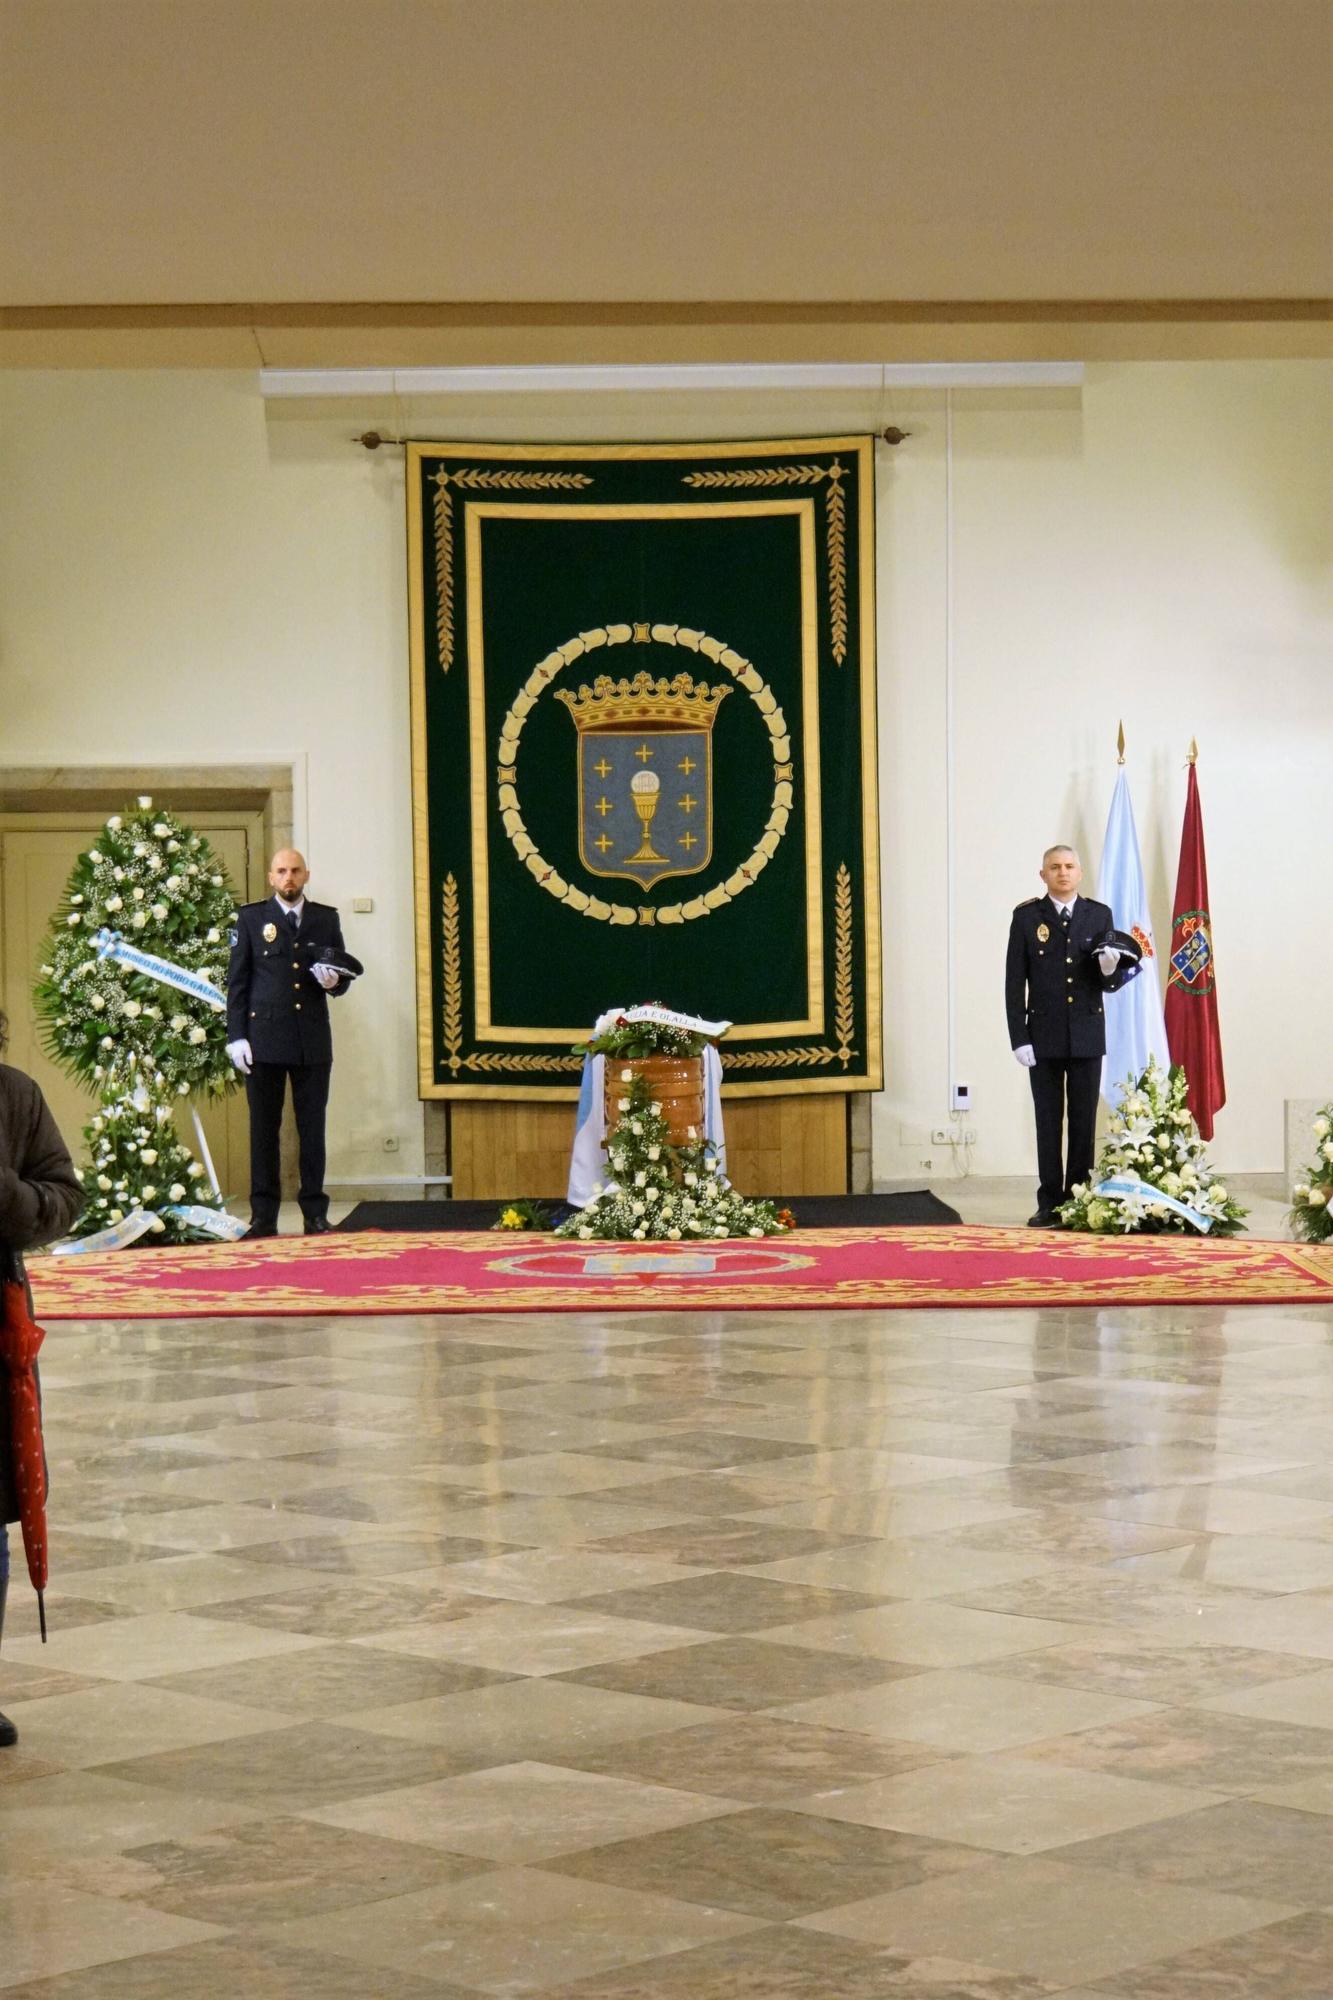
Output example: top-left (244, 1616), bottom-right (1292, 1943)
top-left (226, 850), bottom-right (360, 1237)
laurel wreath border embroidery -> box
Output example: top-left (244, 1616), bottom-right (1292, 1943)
top-left (681, 459), bottom-right (849, 665)
top-left (431, 468), bottom-right (594, 675)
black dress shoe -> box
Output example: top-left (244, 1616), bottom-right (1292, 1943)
top-left (0, 1712), bottom-right (17, 1749)
top-left (304, 1216), bottom-right (332, 1235)
top-left (1027, 1209), bottom-right (1058, 1227)
top-left (241, 1224), bottom-right (278, 1240)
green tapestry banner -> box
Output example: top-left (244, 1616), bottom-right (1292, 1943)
top-left (407, 437), bottom-right (882, 1098)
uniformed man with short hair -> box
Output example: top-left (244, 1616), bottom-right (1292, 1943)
top-left (225, 850), bottom-right (360, 1238)
top-left (1006, 844), bottom-right (1129, 1226)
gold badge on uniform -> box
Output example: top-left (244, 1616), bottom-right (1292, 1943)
top-left (262, 922), bottom-right (277, 942)
top-left (1036, 923), bottom-right (1050, 943)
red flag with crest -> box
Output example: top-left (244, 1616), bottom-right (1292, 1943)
top-left (1164, 757), bottom-right (1225, 1140)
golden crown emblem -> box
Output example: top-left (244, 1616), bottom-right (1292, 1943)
top-left (555, 671), bottom-right (729, 734)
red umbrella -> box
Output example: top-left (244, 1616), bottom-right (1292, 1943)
top-left (1, 1279), bottom-right (49, 1642)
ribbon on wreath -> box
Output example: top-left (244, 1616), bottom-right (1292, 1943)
top-left (51, 1203), bottom-right (246, 1255)
top-left (92, 929), bottom-right (226, 1011)
top-left (1093, 1175), bottom-right (1214, 1233)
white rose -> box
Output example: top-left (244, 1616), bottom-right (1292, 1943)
top-left (1294, 1184), bottom-right (1311, 1202)
top-left (749, 1227), bottom-right (764, 1238)
top-left (169, 1183), bottom-right (185, 1200)
top-left (617, 1098), bottom-right (630, 1113)
top-left (153, 823), bottom-right (170, 836)
top-left (100, 1035), bottom-right (114, 1049)
top-left (188, 1026), bottom-right (207, 1045)
top-left (66, 912), bottom-right (81, 926)
top-left (132, 911), bottom-right (147, 928)
top-left (113, 866), bottom-right (124, 881)
top-left (619, 1067), bottom-right (633, 1081)
top-left (1212, 1184), bottom-right (1228, 1202)
top-left (210, 875), bottom-right (222, 886)
top-left (141, 1185), bottom-right (156, 1202)
top-left (634, 1170), bottom-right (647, 1187)
top-left (645, 1187), bottom-right (660, 1203)
top-left (205, 928), bottom-right (220, 944)
top-left (633, 1227), bottom-right (646, 1240)
top-left (122, 1000), bottom-right (141, 1018)
top-left (176, 1080), bottom-right (189, 1094)
top-left (90, 993), bottom-right (105, 1010)
top-left (187, 1160), bottom-right (203, 1175)
top-left (578, 1227), bottom-right (592, 1239)
top-left (139, 1148), bottom-right (157, 1165)
top-left (106, 815), bottom-right (121, 830)
top-left (87, 850), bottom-right (103, 864)
top-left (667, 1228), bottom-right (681, 1240)
top-left (630, 1121), bottom-right (643, 1136)
top-left (1314, 1115), bottom-right (1330, 1138)
top-left (647, 1146), bottom-right (661, 1161)
top-left (1307, 1188), bottom-right (1327, 1208)
top-left (1322, 1143), bottom-right (1333, 1165)
top-left (96, 1174), bottom-right (112, 1190)
top-left (133, 844), bottom-right (147, 858)
top-left (105, 894), bottom-right (122, 912)
top-left (92, 1063), bottom-right (104, 1078)
top-left (686, 1125), bottom-right (698, 1140)
top-left (684, 1171), bottom-right (698, 1187)
top-left (150, 904), bottom-right (168, 921)
top-left (70, 892), bottom-right (83, 905)
top-left (108, 1207), bottom-right (124, 1223)
top-left (132, 886), bottom-right (144, 901)
top-left (167, 839), bottom-right (180, 853)
top-left (148, 1214), bottom-right (165, 1232)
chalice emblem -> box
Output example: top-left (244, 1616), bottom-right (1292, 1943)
top-left (629, 768), bottom-right (665, 862)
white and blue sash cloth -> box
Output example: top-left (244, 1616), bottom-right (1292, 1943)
top-left (50, 1203), bottom-right (247, 1255)
top-left (93, 930), bottom-right (226, 1011)
top-left (567, 1045), bottom-right (728, 1206)
top-left (1093, 1175), bottom-right (1213, 1233)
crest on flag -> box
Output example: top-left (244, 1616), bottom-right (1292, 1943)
top-left (556, 671), bottom-right (729, 890)
top-left (1169, 911), bottom-right (1215, 995)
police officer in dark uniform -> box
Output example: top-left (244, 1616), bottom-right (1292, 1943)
top-left (226, 850), bottom-right (359, 1238)
top-left (1006, 844), bottom-right (1130, 1226)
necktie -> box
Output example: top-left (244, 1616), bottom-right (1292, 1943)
top-left (287, 907), bottom-right (300, 933)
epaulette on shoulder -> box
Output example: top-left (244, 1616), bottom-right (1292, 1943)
top-left (1014, 896), bottom-right (1040, 910)
top-left (241, 899), bottom-right (269, 912)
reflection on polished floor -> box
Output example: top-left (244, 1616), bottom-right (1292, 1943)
top-left (4, 1290), bottom-right (1333, 1996)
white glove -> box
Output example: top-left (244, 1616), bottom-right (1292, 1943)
top-left (226, 1038), bottom-right (253, 1075)
top-left (1097, 947), bottom-right (1120, 976)
top-left (311, 963), bottom-right (340, 991)
top-left (1013, 1044), bottom-right (1037, 1068)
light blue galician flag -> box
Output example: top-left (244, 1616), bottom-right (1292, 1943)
top-left (1098, 766), bottom-right (1169, 1108)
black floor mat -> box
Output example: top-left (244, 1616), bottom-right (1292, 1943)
top-left (335, 1190), bottom-right (961, 1233)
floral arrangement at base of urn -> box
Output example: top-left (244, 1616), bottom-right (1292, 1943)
top-left (1290, 1104), bottom-right (1333, 1244)
top-left (557, 1069), bottom-right (792, 1242)
top-left (1059, 1057), bottom-right (1246, 1237)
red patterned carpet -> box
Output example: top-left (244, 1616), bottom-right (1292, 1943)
top-left (29, 1226), bottom-right (1333, 1318)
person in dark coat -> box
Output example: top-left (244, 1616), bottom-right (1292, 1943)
top-left (1006, 843), bottom-right (1133, 1226)
top-left (225, 849), bottom-right (360, 1238)
top-left (0, 1011), bottom-right (84, 1748)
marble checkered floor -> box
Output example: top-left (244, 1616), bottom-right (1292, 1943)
top-left (4, 1295), bottom-right (1333, 1996)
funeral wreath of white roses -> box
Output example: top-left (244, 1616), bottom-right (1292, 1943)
top-left (1290, 1104), bottom-right (1333, 1245)
top-left (33, 797), bottom-right (240, 1243)
top-left (1059, 1057), bottom-right (1247, 1237)
top-left (557, 1070), bottom-right (792, 1242)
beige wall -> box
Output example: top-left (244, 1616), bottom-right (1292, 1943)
top-left (1, 363), bottom-right (1328, 1183)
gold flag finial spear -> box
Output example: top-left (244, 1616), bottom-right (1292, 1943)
top-left (1117, 720), bottom-right (1126, 765)
top-left (1187, 737), bottom-right (1198, 765)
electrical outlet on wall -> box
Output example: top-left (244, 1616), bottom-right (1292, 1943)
top-left (383, 1135), bottom-right (400, 1153)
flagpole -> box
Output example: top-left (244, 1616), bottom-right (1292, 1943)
top-left (1117, 720), bottom-right (1125, 766)
top-left (1187, 737), bottom-right (1198, 765)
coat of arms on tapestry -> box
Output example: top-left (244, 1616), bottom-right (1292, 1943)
top-left (407, 437), bottom-right (882, 1098)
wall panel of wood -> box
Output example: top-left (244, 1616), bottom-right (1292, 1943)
top-left (449, 1094), bottom-right (848, 1199)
